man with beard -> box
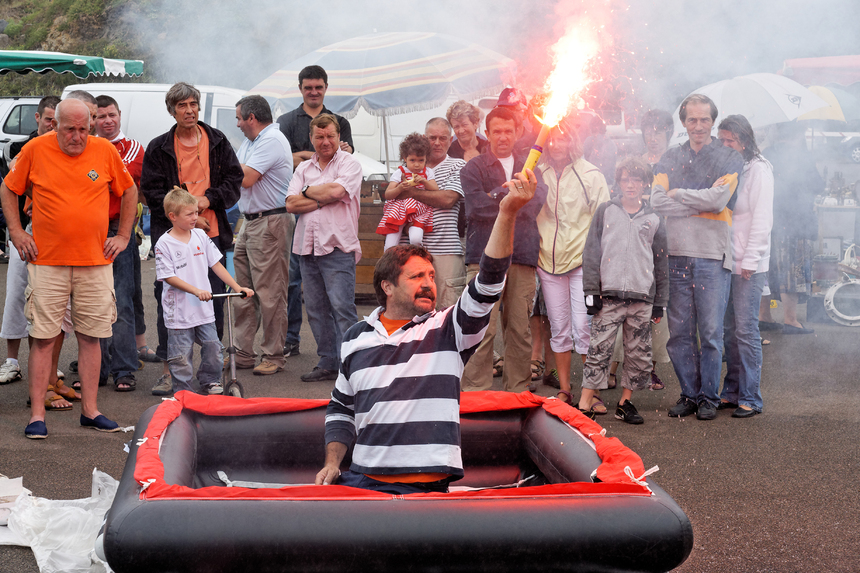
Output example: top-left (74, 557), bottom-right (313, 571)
top-left (316, 165), bottom-right (538, 494)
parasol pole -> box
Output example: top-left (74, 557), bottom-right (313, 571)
top-left (382, 114), bottom-right (391, 176)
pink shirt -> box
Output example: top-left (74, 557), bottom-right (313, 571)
top-left (287, 149), bottom-right (363, 262)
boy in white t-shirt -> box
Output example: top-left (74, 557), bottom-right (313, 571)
top-left (154, 188), bottom-right (254, 395)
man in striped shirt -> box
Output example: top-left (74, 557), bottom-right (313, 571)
top-left (399, 118), bottom-right (467, 309)
top-left (316, 165), bottom-right (538, 494)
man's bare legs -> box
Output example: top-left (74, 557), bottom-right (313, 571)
top-left (7, 337), bottom-right (21, 360)
top-left (27, 337), bottom-right (55, 423)
top-left (76, 332), bottom-right (105, 420)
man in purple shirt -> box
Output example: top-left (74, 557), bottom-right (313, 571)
top-left (286, 114), bottom-right (362, 382)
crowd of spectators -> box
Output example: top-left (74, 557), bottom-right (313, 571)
top-left (2, 63), bottom-right (791, 441)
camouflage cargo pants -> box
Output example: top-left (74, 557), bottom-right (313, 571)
top-left (582, 298), bottom-right (653, 391)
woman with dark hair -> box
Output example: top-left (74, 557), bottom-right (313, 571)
top-left (640, 109), bottom-right (675, 168)
top-left (758, 122), bottom-right (823, 335)
top-left (716, 114), bottom-right (773, 417)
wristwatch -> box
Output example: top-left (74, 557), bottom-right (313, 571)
top-left (301, 185), bottom-right (310, 199)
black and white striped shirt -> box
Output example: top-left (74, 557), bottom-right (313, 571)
top-left (324, 254), bottom-right (509, 478)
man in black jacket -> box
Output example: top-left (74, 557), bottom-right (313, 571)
top-left (140, 82), bottom-right (243, 396)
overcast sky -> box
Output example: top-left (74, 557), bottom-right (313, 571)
top-left (129, 0), bottom-right (860, 111)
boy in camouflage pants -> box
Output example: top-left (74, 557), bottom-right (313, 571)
top-left (580, 158), bottom-right (669, 424)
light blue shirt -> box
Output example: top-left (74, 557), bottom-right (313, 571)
top-left (237, 123), bottom-right (293, 214)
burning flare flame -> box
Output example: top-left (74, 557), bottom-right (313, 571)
top-left (521, 20), bottom-right (601, 174)
top-left (541, 21), bottom-right (601, 128)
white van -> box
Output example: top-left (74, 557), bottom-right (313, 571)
top-left (0, 96), bottom-right (43, 168)
top-left (61, 83), bottom-right (246, 151)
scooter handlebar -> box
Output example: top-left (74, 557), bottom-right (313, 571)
top-left (211, 291), bottom-right (248, 299)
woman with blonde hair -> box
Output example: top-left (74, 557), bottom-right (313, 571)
top-left (446, 100), bottom-right (486, 162)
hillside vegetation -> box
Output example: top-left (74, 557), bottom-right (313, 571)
top-left (0, 0), bottom-right (157, 96)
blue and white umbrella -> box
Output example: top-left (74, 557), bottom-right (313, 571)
top-left (248, 32), bottom-right (515, 119)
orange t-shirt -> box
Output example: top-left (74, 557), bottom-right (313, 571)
top-left (4, 134), bottom-right (134, 266)
top-left (175, 127), bottom-right (218, 238)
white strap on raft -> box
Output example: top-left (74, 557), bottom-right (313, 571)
top-left (624, 465), bottom-right (660, 487)
top-left (139, 478), bottom-right (156, 492)
top-left (216, 471), bottom-right (303, 489)
top-left (136, 437), bottom-right (148, 447)
top-left (586, 428), bottom-right (606, 439)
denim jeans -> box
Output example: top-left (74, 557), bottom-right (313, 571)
top-left (167, 322), bottom-right (222, 393)
top-left (299, 248), bottom-right (357, 371)
top-left (666, 256), bottom-right (731, 407)
top-left (285, 250), bottom-right (303, 346)
top-left (338, 470), bottom-right (451, 494)
top-left (721, 273), bottom-right (765, 411)
top-left (99, 230), bottom-right (138, 380)
top-left (285, 216), bottom-right (302, 347)
top-left (133, 242), bottom-right (146, 336)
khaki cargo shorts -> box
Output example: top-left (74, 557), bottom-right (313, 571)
top-left (25, 264), bottom-right (116, 339)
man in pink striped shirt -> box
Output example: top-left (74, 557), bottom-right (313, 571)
top-left (286, 113), bottom-right (362, 382)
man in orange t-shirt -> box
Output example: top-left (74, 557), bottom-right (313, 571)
top-left (0, 99), bottom-right (137, 439)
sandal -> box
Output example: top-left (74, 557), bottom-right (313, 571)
top-left (530, 359), bottom-right (545, 381)
top-left (607, 372), bottom-right (617, 389)
top-left (49, 383), bottom-right (81, 402)
top-left (543, 368), bottom-right (560, 389)
top-left (588, 396), bottom-right (608, 415)
top-left (44, 394), bottom-right (73, 411)
top-left (556, 390), bottom-right (573, 404)
top-left (138, 345), bottom-right (160, 363)
top-left (492, 356), bottom-right (504, 378)
top-left (576, 406), bottom-right (597, 420)
top-left (649, 371), bottom-right (665, 391)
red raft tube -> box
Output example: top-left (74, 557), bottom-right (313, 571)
top-left (100, 391), bottom-right (692, 573)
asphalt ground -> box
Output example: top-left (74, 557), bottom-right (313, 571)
top-left (2, 254), bottom-right (859, 572)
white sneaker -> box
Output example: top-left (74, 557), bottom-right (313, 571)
top-left (204, 383), bottom-right (223, 395)
top-left (0, 359), bottom-right (22, 384)
top-left (57, 369), bottom-right (64, 380)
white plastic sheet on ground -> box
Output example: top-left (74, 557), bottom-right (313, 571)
top-left (0, 469), bottom-right (117, 573)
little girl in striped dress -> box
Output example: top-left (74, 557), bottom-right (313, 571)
top-left (377, 133), bottom-right (439, 250)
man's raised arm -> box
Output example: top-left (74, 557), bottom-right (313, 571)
top-left (484, 168), bottom-right (537, 259)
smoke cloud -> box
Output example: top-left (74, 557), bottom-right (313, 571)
top-left (122, 0), bottom-right (860, 112)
